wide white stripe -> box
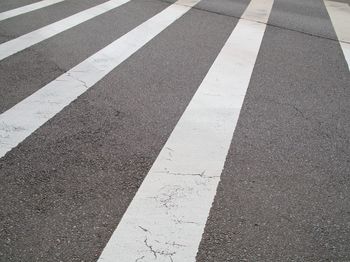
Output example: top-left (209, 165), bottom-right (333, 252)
top-left (0, 0), bottom-right (200, 158)
top-left (324, 0), bottom-right (350, 70)
top-left (0, 0), bottom-right (130, 61)
top-left (0, 0), bottom-right (64, 22)
top-left (97, 0), bottom-right (274, 261)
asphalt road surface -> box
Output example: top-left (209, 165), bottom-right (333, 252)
top-left (0, 0), bottom-right (349, 261)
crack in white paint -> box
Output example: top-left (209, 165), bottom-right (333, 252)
top-left (144, 237), bottom-right (176, 261)
top-left (0, 0), bottom-right (65, 22)
top-left (0, 0), bottom-right (199, 159)
top-left (97, 0), bottom-right (274, 261)
top-left (0, 0), bottom-right (131, 61)
top-left (138, 226), bottom-right (150, 233)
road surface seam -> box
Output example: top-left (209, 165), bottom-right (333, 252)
top-left (156, 0), bottom-right (350, 45)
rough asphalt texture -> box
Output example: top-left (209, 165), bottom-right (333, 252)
top-left (0, 0), bottom-right (349, 261)
top-left (197, 0), bottom-right (350, 260)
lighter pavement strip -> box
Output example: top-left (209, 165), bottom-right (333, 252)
top-left (0, 0), bottom-right (131, 61)
top-left (97, 0), bottom-right (274, 261)
top-left (324, 0), bottom-right (350, 70)
top-left (0, 0), bottom-right (65, 22)
top-left (0, 0), bottom-right (200, 158)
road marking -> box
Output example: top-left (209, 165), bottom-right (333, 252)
top-left (97, 0), bottom-right (274, 261)
top-left (0, 0), bottom-right (200, 158)
top-left (0, 0), bottom-right (131, 61)
top-left (241, 0), bottom-right (273, 23)
top-left (0, 0), bottom-right (65, 22)
top-left (324, 0), bottom-right (350, 70)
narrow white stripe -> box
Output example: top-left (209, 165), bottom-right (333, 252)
top-left (0, 0), bottom-right (64, 22)
top-left (0, 0), bottom-right (200, 158)
top-left (324, 0), bottom-right (350, 70)
top-left (0, 0), bottom-right (130, 61)
top-left (97, 0), bottom-right (274, 261)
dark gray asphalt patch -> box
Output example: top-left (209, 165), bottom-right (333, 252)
top-left (0, 0), bottom-right (169, 114)
top-left (0, 5), bottom-right (246, 261)
top-left (196, 18), bottom-right (350, 262)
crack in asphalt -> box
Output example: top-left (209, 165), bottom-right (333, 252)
top-left (265, 97), bottom-right (350, 144)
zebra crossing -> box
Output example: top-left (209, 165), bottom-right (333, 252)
top-left (0, 0), bottom-right (198, 158)
top-left (0, 0), bottom-right (349, 261)
top-left (97, 0), bottom-right (274, 260)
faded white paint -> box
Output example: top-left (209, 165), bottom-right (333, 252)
top-left (324, 0), bottom-right (350, 70)
top-left (0, 0), bottom-right (130, 61)
top-left (0, 0), bottom-right (199, 158)
top-left (97, 0), bottom-right (274, 261)
top-left (0, 0), bottom-right (65, 22)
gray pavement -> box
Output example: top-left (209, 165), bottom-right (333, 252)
top-left (0, 0), bottom-right (349, 261)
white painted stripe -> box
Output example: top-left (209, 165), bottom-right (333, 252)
top-left (324, 0), bottom-right (350, 70)
top-left (0, 0), bottom-right (64, 22)
top-left (97, 0), bottom-right (274, 261)
top-left (0, 0), bottom-right (130, 61)
top-left (0, 0), bottom-right (200, 158)
top-left (241, 0), bottom-right (272, 23)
